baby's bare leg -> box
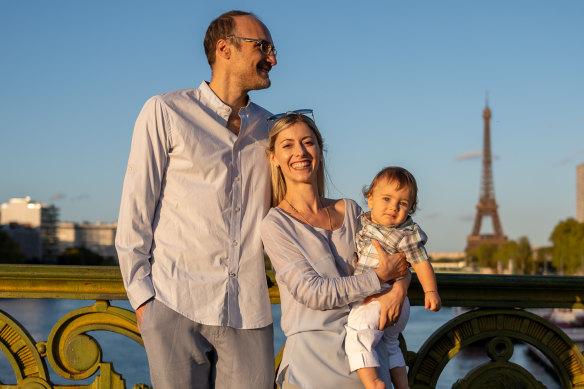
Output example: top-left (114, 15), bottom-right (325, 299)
top-left (390, 366), bottom-right (409, 389)
top-left (357, 367), bottom-right (385, 389)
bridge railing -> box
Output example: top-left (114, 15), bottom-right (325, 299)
top-left (0, 265), bottom-right (583, 389)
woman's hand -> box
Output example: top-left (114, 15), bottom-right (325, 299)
top-left (372, 240), bottom-right (408, 283)
top-left (366, 271), bottom-right (411, 329)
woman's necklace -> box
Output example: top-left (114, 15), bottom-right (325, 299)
top-left (284, 198), bottom-right (333, 231)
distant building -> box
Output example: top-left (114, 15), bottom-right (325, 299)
top-left (428, 252), bottom-right (467, 272)
top-left (0, 197), bottom-right (58, 260)
top-left (577, 163), bottom-right (584, 223)
top-left (56, 222), bottom-right (117, 261)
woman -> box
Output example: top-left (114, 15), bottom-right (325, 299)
top-left (260, 111), bottom-right (410, 389)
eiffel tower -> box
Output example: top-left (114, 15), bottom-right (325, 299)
top-left (466, 101), bottom-right (507, 253)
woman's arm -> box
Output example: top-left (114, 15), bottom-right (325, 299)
top-left (261, 216), bottom-right (382, 310)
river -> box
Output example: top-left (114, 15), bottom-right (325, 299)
top-left (0, 299), bottom-right (565, 388)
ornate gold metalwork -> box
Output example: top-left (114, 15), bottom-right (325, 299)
top-left (1, 266), bottom-right (584, 388)
top-left (0, 265), bottom-right (127, 300)
top-left (408, 309), bottom-right (584, 388)
top-left (0, 310), bottom-right (50, 386)
top-left (45, 300), bottom-right (142, 384)
top-left (0, 300), bottom-right (151, 389)
top-left (452, 337), bottom-right (546, 388)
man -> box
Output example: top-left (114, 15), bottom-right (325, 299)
top-left (115, 10), bottom-right (277, 389)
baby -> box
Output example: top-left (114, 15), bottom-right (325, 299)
top-left (345, 166), bottom-right (441, 389)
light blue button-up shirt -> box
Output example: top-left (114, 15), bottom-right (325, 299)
top-left (116, 81), bottom-right (272, 329)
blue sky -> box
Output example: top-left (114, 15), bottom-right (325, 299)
top-left (1, 1), bottom-right (583, 253)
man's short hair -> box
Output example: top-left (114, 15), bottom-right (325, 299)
top-left (203, 10), bottom-right (257, 66)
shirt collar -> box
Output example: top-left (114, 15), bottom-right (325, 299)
top-left (196, 81), bottom-right (252, 120)
top-left (361, 212), bottom-right (414, 229)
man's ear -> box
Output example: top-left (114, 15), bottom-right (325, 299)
top-left (216, 38), bottom-right (231, 60)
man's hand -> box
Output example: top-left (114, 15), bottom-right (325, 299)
top-left (424, 291), bottom-right (442, 312)
top-left (135, 303), bottom-right (147, 331)
top-left (372, 240), bottom-right (408, 283)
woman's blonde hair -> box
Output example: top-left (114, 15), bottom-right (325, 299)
top-left (267, 113), bottom-right (325, 207)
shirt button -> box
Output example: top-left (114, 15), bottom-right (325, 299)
top-left (235, 207), bottom-right (240, 212)
top-left (232, 241), bottom-right (238, 246)
top-left (234, 177), bottom-right (240, 182)
top-left (229, 272), bottom-right (236, 277)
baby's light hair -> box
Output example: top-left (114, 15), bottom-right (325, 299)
top-left (363, 166), bottom-right (418, 214)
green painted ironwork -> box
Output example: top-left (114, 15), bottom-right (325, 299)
top-left (0, 265), bottom-right (583, 388)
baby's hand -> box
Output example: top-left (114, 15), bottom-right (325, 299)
top-left (424, 291), bottom-right (442, 312)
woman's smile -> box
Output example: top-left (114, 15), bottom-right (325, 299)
top-left (291, 160), bottom-right (311, 169)
top-left (271, 122), bottom-right (321, 184)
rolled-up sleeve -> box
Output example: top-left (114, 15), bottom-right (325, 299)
top-left (115, 96), bottom-right (170, 309)
top-left (398, 224), bottom-right (429, 265)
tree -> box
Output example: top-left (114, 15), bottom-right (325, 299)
top-left (535, 246), bottom-right (554, 275)
top-left (549, 218), bottom-right (584, 275)
top-left (0, 230), bottom-right (26, 264)
top-left (515, 236), bottom-right (533, 274)
top-left (469, 243), bottom-right (498, 269)
top-left (494, 240), bottom-right (518, 271)
top-left (469, 237), bottom-right (533, 274)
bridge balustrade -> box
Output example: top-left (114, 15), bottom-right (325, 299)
top-left (0, 265), bottom-right (583, 388)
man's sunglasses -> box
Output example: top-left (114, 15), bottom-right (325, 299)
top-left (227, 35), bottom-right (277, 56)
